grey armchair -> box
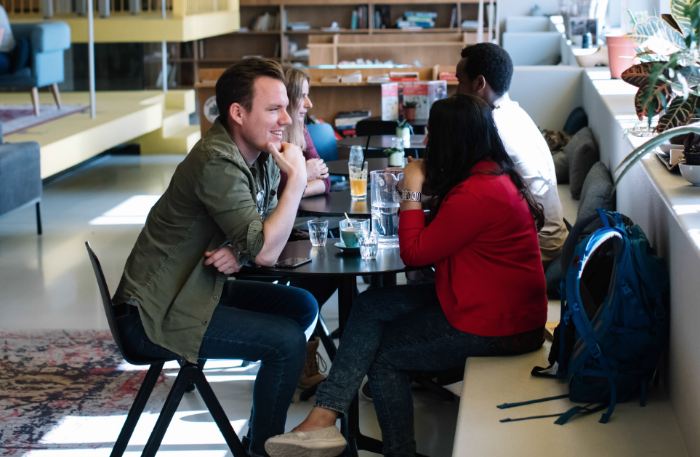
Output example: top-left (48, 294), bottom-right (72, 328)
top-left (0, 121), bottom-right (42, 234)
top-left (0, 21), bottom-right (71, 116)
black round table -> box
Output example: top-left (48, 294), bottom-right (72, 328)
top-left (252, 240), bottom-right (415, 457)
top-left (337, 134), bottom-right (426, 150)
top-left (326, 158), bottom-right (389, 177)
top-left (298, 191), bottom-right (371, 218)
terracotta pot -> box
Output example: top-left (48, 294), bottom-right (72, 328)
top-left (404, 108), bottom-right (416, 121)
top-left (606, 35), bottom-right (639, 79)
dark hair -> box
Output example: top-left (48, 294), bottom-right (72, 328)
top-left (459, 43), bottom-right (513, 96)
top-left (424, 95), bottom-right (544, 231)
top-left (216, 58), bottom-right (285, 121)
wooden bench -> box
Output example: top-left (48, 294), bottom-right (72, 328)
top-left (452, 342), bottom-right (688, 456)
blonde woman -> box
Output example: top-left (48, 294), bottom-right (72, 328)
top-left (279, 66), bottom-right (330, 198)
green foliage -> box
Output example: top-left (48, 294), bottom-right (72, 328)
top-left (403, 101), bottom-right (418, 109)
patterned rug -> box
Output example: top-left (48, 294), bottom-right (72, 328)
top-left (0, 105), bottom-right (88, 136)
top-left (0, 330), bottom-right (175, 456)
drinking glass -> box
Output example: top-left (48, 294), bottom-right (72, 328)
top-left (371, 169), bottom-right (403, 248)
top-left (358, 231), bottom-right (379, 260)
top-left (349, 161), bottom-right (368, 199)
top-left (339, 219), bottom-right (370, 247)
top-left (307, 219), bottom-right (329, 247)
top-left (349, 145), bottom-right (364, 164)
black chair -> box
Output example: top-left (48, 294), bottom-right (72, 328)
top-left (85, 242), bottom-right (249, 457)
top-left (355, 120), bottom-right (399, 158)
top-left (355, 119), bottom-right (398, 137)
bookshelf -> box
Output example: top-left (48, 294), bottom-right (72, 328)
top-left (186, 0), bottom-right (496, 75)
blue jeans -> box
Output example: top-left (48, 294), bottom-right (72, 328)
top-left (315, 283), bottom-right (542, 457)
top-left (117, 279), bottom-right (318, 456)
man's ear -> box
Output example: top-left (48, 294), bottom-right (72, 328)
top-left (475, 75), bottom-right (488, 93)
top-left (229, 103), bottom-right (244, 126)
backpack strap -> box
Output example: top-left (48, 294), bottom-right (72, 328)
top-left (597, 208), bottom-right (611, 228)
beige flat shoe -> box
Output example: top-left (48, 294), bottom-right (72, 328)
top-left (265, 425), bottom-right (346, 457)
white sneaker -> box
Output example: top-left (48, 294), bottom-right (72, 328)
top-left (264, 426), bottom-right (347, 457)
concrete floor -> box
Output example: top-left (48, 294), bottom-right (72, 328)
top-left (0, 155), bottom-right (463, 457)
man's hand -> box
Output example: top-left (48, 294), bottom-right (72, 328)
top-left (204, 245), bottom-right (242, 275)
top-left (267, 142), bottom-right (307, 184)
top-left (306, 158), bottom-right (329, 181)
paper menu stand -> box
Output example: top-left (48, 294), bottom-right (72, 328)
top-left (381, 83), bottom-right (399, 121)
top-left (402, 81), bottom-right (448, 119)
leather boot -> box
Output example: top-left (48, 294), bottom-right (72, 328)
top-left (298, 336), bottom-right (327, 390)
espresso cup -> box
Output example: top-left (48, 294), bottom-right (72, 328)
top-left (341, 227), bottom-right (361, 247)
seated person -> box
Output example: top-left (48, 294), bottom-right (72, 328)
top-left (279, 66), bottom-right (330, 198)
top-left (456, 43), bottom-right (567, 268)
top-left (112, 58), bottom-right (318, 457)
top-left (264, 95), bottom-right (548, 457)
top-left (0, 5), bottom-right (29, 76)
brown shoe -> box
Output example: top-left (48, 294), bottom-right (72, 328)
top-left (298, 337), bottom-right (328, 390)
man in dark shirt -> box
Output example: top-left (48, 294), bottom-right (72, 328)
top-left (113, 59), bottom-right (318, 457)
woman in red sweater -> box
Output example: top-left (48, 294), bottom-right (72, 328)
top-left (265, 95), bottom-right (548, 457)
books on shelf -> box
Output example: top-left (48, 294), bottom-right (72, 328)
top-left (438, 71), bottom-right (457, 81)
top-left (450, 7), bottom-right (457, 28)
top-left (396, 11), bottom-right (437, 29)
top-left (461, 20), bottom-right (480, 29)
top-left (367, 74), bottom-right (390, 83)
top-left (335, 110), bottom-right (371, 128)
top-left (351, 6), bottom-right (369, 30)
top-left (288, 22), bottom-right (311, 31)
top-left (248, 12), bottom-right (279, 32)
top-left (389, 71), bottom-right (419, 82)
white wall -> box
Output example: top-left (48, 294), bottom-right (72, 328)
top-left (580, 68), bottom-right (700, 457)
top-left (509, 66), bottom-right (584, 130)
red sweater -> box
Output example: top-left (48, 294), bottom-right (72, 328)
top-left (399, 160), bottom-right (547, 337)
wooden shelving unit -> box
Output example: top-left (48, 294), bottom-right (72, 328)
top-left (183, 0), bottom-right (496, 74)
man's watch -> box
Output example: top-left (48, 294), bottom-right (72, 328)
top-left (400, 189), bottom-right (422, 202)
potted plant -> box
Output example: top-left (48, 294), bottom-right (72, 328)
top-left (396, 119), bottom-right (413, 147)
top-left (403, 101), bottom-right (418, 121)
top-left (384, 137), bottom-right (406, 167)
top-left (615, 1), bottom-right (700, 186)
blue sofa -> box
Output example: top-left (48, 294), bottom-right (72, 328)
top-left (0, 21), bottom-right (71, 116)
top-left (0, 120), bottom-right (42, 235)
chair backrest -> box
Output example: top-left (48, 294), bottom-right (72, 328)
top-left (306, 123), bottom-right (339, 162)
top-left (85, 241), bottom-right (141, 366)
top-left (355, 119), bottom-right (398, 137)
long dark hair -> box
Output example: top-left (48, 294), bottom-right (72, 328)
top-left (424, 95), bottom-right (544, 231)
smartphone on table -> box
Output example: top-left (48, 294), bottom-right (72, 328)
top-left (274, 257), bottom-right (311, 268)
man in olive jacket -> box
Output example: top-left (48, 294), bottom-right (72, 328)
top-left (112, 59), bottom-right (318, 457)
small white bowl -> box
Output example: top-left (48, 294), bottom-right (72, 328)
top-left (679, 163), bottom-right (700, 186)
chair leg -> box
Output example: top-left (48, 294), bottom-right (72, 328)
top-left (35, 202), bottom-right (42, 235)
top-left (193, 369), bottom-right (250, 457)
top-left (185, 359), bottom-right (206, 393)
top-left (141, 364), bottom-right (196, 457)
top-left (110, 363), bottom-right (164, 457)
top-left (316, 315), bottom-right (336, 361)
top-left (50, 83), bottom-right (62, 110)
top-left (30, 87), bottom-right (40, 116)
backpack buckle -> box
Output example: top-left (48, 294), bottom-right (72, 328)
top-left (589, 343), bottom-right (602, 359)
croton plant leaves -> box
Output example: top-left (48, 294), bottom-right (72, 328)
top-left (670, 0), bottom-right (700, 37)
top-left (634, 81), bottom-right (673, 119)
top-left (657, 94), bottom-right (700, 132)
top-left (625, 16), bottom-right (686, 55)
top-left (661, 14), bottom-right (683, 34)
top-left (622, 62), bottom-right (666, 88)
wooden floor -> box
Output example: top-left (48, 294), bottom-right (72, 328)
top-left (2, 90), bottom-right (198, 179)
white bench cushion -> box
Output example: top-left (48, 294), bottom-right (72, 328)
top-left (453, 344), bottom-right (687, 457)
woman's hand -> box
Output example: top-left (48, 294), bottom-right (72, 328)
top-left (403, 157), bottom-right (425, 191)
top-left (306, 158), bottom-right (329, 182)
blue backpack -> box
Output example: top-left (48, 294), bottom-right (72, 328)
top-left (499, 209), bottom-right (669, 424)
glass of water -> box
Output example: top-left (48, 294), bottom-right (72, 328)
top-left (358, 231), bottom-right (379, 260)
top-left (307, 219), bottom-right (329, 247)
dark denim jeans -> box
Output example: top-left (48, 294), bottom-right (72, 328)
top-left (315, 283), bottom-right (538, 457)
top-left (117, 279), bottom-right (318, 456)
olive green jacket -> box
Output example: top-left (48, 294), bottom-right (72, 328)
top-left (112, 117), bottom-right (279, 363)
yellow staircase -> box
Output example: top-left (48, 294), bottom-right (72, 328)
top-left (133, 90), bottom-right (201, 155)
